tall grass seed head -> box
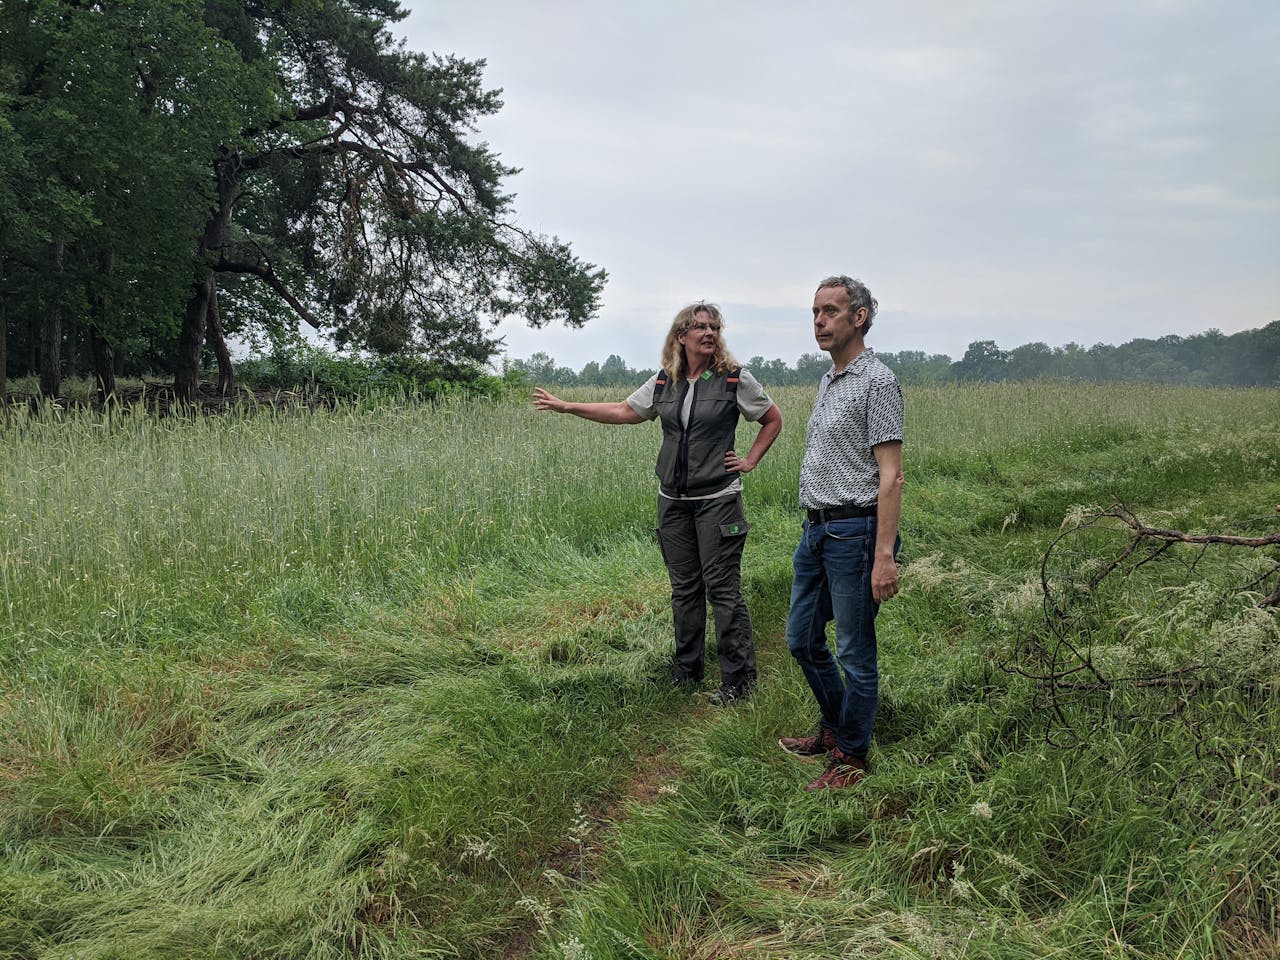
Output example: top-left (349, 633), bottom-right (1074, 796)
top-left (905, 553), bottom-right (972, 592)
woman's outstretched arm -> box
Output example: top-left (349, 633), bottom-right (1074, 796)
top-left (532, 387), bottom-right (645, 425)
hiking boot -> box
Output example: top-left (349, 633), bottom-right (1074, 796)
top-left (668, 672), bottom-right (702, 690)
top-left (804, 748), bottom-right (867, 792)
top-left (778, 725), bottom-right (836, 758)
top-left (707, 683), bottom-right (750, 707)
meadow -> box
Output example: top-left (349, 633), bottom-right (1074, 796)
top-left (1, 382), bottom-right (1278, 959)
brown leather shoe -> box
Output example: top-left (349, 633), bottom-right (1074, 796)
top-left (778, 725), bottom-right (836, 758)
top-left (804, 748), bottom-right (867, 791)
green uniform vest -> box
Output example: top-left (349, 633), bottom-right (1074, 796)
top-left (653, 369), bottom-right (741, 497)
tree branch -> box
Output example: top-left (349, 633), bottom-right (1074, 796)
top-left (215, 260), bottom-right (321, 330)
top-left (1107, 501), bottom-right (1280, 548)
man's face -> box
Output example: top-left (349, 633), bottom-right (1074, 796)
top-left (812, 285), bottom-right (866, 356)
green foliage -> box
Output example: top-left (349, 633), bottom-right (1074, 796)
top-left (0, 0), bottom-right (268, 377)
top-left (235, 343), bottom-right (508, 401)
top-left (1, 384), bottom-right (1277, 958)
top-left (204, 0), bottom-right (605, 370)
top-left (2, 0), bottom-right (605, 395)
top-left (516, 319), bottom-right (1280, 390)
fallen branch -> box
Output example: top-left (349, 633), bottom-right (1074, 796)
top-left (1007, 501), bottom-right (1279, 746)
top-left (1106, 501), bottom-right (1280, 549)
top-left (1093, 501), bottom-right (1280, 607)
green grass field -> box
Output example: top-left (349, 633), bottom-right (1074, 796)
top-left (2, 382), bottom-right (1278, 959)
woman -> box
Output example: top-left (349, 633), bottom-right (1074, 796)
top-left (533, 302), bottom-right (782, 704)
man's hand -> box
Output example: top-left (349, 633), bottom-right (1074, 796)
top-left (872, 557), bottom-right (899, 603)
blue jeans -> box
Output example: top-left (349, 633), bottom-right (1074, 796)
top-left (785, 516), bottom-right (897, 760)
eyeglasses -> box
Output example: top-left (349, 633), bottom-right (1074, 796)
top-left (689, 303), bottom-right (722, 333)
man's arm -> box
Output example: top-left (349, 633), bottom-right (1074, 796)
top-left (871, 440), bottom-right (903, 602)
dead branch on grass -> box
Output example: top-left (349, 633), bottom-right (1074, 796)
top-left (1005, 500), bottom-right (1280, 747)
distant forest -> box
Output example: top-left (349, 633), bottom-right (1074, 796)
top-left (511, 321), bottom-right (1279, 388)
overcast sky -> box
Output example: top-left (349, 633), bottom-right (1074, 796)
top-left (399, 1), bottom-right (1279, 371)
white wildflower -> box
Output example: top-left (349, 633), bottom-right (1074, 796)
top-left (560, 935), bottom-right (591, 960)
top-left (461, 836), bottom-right (494, 861)
top-left (970, 800), bottom-right (993, 820)
top-left (568, 804), bottom-right (592, 846)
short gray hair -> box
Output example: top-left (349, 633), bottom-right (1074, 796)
top-left (816, 275), bottom-right (878, 333)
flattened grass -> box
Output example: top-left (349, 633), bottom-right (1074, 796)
top-left (2, 383), bottom-right (1278, 958)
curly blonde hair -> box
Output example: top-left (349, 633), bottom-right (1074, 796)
top-left (659, 302), bottom-right (739, 380)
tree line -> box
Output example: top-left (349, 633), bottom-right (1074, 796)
top-left (511, 320), bottom-right (1279, 388)
top-left (1, 0), bottom-right (604, 404)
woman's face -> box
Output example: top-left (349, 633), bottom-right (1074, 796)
top-left (678, 309), bottom-right (721, 366)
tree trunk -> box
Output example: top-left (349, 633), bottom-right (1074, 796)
top-left (175, 154), bottom-right (239, 404)
top-left (67, 318), bottom-right (86, 380)
top-left (89, 325), bottom-right (116, 402)
top-left (0, 292), bottom-right (7, 403)
top-left (207, 279), bottom-right (236, 395)
top-left (90, 251), bottom-right (116, 403)
top-left (26, 306), bottom-right (38, 374)
top-left (176, 273), bottom-right (212, 404)
top-left (39, 240), bottom-right (64, 398)
top-left (39, 307), bottom-right (61, 397)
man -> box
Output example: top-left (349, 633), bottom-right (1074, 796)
top-left (778, 275), bottom-right (903, 791)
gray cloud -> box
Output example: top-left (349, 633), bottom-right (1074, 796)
top-left (403, 0), bottom-right (1279, 370)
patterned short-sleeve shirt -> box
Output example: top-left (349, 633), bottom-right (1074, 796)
top-left (799, 348), bottom-right (904, 509)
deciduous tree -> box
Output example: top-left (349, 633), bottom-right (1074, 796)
top-left (176, 0), bottom-right (605, 401)
top-left (2, 0), bottom-right (604, 402)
